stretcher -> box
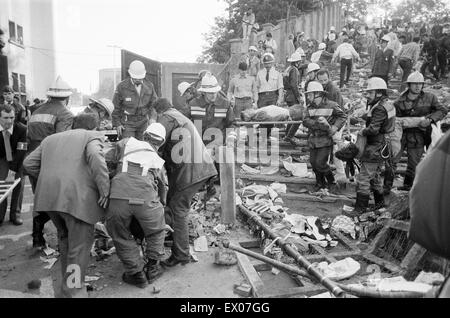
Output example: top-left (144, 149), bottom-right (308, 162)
top-left (0, 179), bottom-right (21, 205)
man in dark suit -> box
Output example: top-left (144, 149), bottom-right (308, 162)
top-left (0, 103), bottom-right (27, 225)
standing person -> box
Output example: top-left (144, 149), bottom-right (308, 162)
top-left (283, 52), bottom-right (303, 145)
top-left (112, 60), bottom-right (158, 141)
top-left (242, 8), bottom-right (255, 40)
top-left (383, 72), bottom-right (448, 193)
top-left (0, 104), bottom-right (26, 226)
top-left (12, 94), bottom-right (30, 125)
top-left (29, 98), bottom-right (42, 114)
top-left (317, 69), bottom-right (344, 107)
top-left (304, 63), bottom-right (321, 93)
top-left (176, 82), bottom-right (196, 118)
top-left (333, 38), bottom-right (360, 88)
top-left (227, 62), bottom-right (258, 120)
top-left (311, 43), bottom-right (333, 65)
top-left (264, 33), bottom-right (277, 55)
top-left (397, 36), bottom-right (421, 92)
top-left (437, 33), bottom-right (449, 79)
top-left (345, 78), bottom-right (395, 216)
top-left (154, 98), bottom-right (217, 267)
top-left (420, 34), bottom-right (440, 81)
top-left (303, 82), bottom-right (347, 192)
top-left (27, 76), bottom-right (74, 248)
top-left (286, 34), bottom-right (296, 60)
top-left (256, 53), bottom-right (284, 139)
top-left (246, 46), bottom-right (261, 78)
top-left (325, 26), bottom-right (338, 53)
top-left (372, 35), bottom-right (394, 86)
top-left (106, 124), bottom-right (168, 288)
top-left (23, 113), bottom-right (110, 298)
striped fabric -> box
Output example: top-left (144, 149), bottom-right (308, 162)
top-left (191, 106), bottom-right (206, 117)
top-left (214, 108), bottom-right (228, 118)
top-left (29, 114), bottom-right (56, 125)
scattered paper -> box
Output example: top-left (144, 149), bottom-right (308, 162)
top-left (43, 246), bottom-right (56, 256)
top-left (281, 158), bottom-right (309, 178)
top-left (85, 276), bottom-right (101, 282)
top-left (271, 268), bottom-right (280, 275)
top-left (213, 224), bottom-right (227, 235)
top-left (40, 257), bottom-right (58, 269)
top-left (194, 236), bottom-right (208, 252)
top-left (189, 246), bottom-right (199, 262)
top-left (313, 258), bottom-right (361, 281)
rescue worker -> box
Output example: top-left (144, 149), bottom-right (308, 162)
top-left (23, 113), bottom-right (110, 298)
top-left (383, 71), bottom-right (447, 193)
top-left (106, 123), bottom-right (168, 288)
top-left (112, 60), bottom-right (158, 141)
top-left (176, 82), bottom-right (196, 118)
top-left (1, 86), bottom-right (28, 125)
top-left (303, 82), bottom-right (347, 191)
top-left (304, 63), bottom-right (321, 93)
top-left (311, 42), bottom-right (333, 66)
top-left (372, 35), bottom-right (394, 86)
top-left (227, 62), bottom-right (258, 120)
top-left (84, 98), bottom-right (114, 130)
top-left (27, 76), bottom-right (74, 248)
top-left (316, 69), bottom-right (344, 107)
top-left (245, 46), bottom-right (261, 78)
top-left (154, 98), bottom-right (218, 267)
top-left (346, 78), bottom-right (396, 216)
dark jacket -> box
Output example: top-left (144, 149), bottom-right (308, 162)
top-left (0, 122), bottom-right (27, 172)
top-left (284, 66), bottom-right (302, 105)
top-left (303, 98), bottom-right (347, 149)
top-left (394, 91), bottom-right (448, 148)
top-left (360, 97), bottom-right (396, 162)
top-left (422, 38), bottom-right (438, 56)
top-left (26, 99), bottom-right (74, 152)
top-left (112, 78), bottom-right (158, 128)
top-left (188, 91), bottom-right (235, 137)
top-left (372, 48), bottom-right (394, 76)
top-left (324, 81), bottom-right (344, 107)
top-left (157, 108), bottom-right (217, 192)
top-left (23, 129), bottom-right (110, 225)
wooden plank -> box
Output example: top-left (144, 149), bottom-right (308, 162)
top-left (236, 173), bottom-right (316, 185)
top-left (386, 219), bottom-right (410, 232)
top-left (235, 121), bottom-right (304, 126)
top-left (238, 240), bottom-right (261, 249)
top-left (305, 250), bottom-right (361, 262)
top-left (219, 146), bottom-right (236, 224)
top-left (331, 230), bottom-right (361, 252)
top-left (262, 285), bottom-right (327, 298)
top-left (236, 252), bottom-right (265, 298)
top-left (400, 243), bottom-right (427, 274)
top-left (310, 245), bottom-right (338, 263)
top-left (363, 254), bottom-right (402, 274)
top-left (252, 261), bottom-right (272, 272)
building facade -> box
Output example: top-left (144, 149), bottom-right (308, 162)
top-left (0, 0), bottom-right (57, 101)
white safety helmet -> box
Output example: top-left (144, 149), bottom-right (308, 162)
top-left (46, 76), bottom-right (73, 98)
top-left (178, 82), bottom-right (193, 96)
top-left (128, 60), bottom-right (146, 79)
top-left (305, 81), bottom-right (324, 94)
top-left (89, 97), bottom-right (114, 117)
top-left (381, 35), bottom-right (391, 42)
top-left (318, 42), bottom-right (326, 50)
top-left (364, 77), bottom-right (387, 91)
top-left (330, 26), bottom-right (336, 31)
top-left (144, 123), bottom-right (166, 144)
top-left (197, 74), bottom-right (221, 93)
top-left (248, 46), bottom-right (258, 52)
top-left (262, 53), bottom-right (275, 64)
top-left (307, 63), bottom-right (321, 74)
top-left (406, 71), bottom-right (425, 84)
top-left (287, 52), bottom-right (303, 63)
top-left (295, 48), bottom-right (306, 57)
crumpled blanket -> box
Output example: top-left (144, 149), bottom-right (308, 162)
top-left (331, 215), bottom-right (357, 239)
top-left (313, 257), bottom-right (361, 281)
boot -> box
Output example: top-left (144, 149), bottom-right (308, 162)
top-left (397, 175), bottom-right (413, 191)
top-left (10, 211), bottom-right (23, 226)
top-left (344, 193), bottom-right (370, 217)
top-left (122, 271), bottom-right (148, 289)
top-left (144, 259), bottom-right (164, 283)
top-left (313, 173), bottom-right (326, 192)
top-left (372, 191), bottom-right (385, 211)
top-left (32, 214), bottom-right (48, 248)
top-left (324, 171), bottom-right (338, 193)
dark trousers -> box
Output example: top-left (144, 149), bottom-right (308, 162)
top-left (30, 175), bottom-right (51, 238)
top-left (165, 180), bottom-right (206, 261)
top-left (122, 119), bottom-right (149, 141)
top-left (340, 58), bottom-right (353, 88)
top-left (106, 199), bottom-right (166, 274)
top-left (285, 123), bottom-right (301, 139)
top-left (398, 58), bottom-right (413, 92)
top-left (421, 55), bottom-right (440, 80)
top-left (47, 211), bottom-right (94, 298)
top-left (234, 97), bottom-right (253, 120)
top-left (310, 146), bottom-right (332, 174)
top-left (437, 50), bottom-right (448, 77)
top-left (258, 91), bottom-right (278, 138)
top-left (357, 161), bottom-right (383, 196)
top-left (0, 159), bottom-right (24, 222)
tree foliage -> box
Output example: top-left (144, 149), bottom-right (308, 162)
top-left (390, 0), bottom-right (450, 24)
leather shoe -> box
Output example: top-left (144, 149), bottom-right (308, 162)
top-left (144, 260), bottom-right (164, 283)
top-left (161, 255), bottom-right (190, 267)
top-left (122, 271), bottom-right (148, 289)
top-left (10, 213), bottom-right (23, 226)
top-left (32, 235), bottom-right (46, 249)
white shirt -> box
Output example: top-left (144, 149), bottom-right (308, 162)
top-left (333, 43), bottom-right (360, 61)
top-left (256, 67), bottom-right (283, 93)
top-left (0, 123), bottom-right (13, 135)
top-left (130, 79), bottom-right (142, 96)
top-left (311, 50), bottom-right (323, 64)
top-left (265, 39), bottom-right (278, 51)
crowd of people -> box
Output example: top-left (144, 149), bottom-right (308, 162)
top-left (1, 15), bottom-right (450, 297)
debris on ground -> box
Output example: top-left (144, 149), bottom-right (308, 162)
top-left (39, 257), bottom-right (58, 270)
top-left (194, 236), bottom-right (208, 252)
top-left (214, 248), bottom-right (238, 266)
top-left (414, 271), bottom-right (446, 285)
top-left (367, 276), bottom-right (433, 293)
top-left (27, 279), bottom-right (42, 290)
top-left (152, 286), bottom-right (161, 294)
top-left (233, 283), bottom-right (252, 297)
top-left (85, 275), bottom-right (101, 282)
top-left (311, 257), bottom-right (361, 281)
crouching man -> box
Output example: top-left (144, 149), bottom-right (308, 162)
top-left (106, 123), bottom-right (168, 288)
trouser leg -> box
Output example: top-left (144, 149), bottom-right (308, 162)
top-left (134, 121), bottom-right (149, 141)
top-left (106, 199), bottom-right (143, 275)
top-left (315, 146), bottom-right (332, 174)
top-left (234, 98), bottom-right (252, 120)
top-left (340, 60), bottom-right (346, 88)
top-left (10, 167), bottom-right (24, 218)
top-left (285, 123), bottom-right (300, 139)
top-left (357, 161), bottom-right (382, 196)
top-left (405, 146), bottom-right (424, 186)
top-left (346, 59), bottom-right (353, 83)
top-left (0, 159), bottom-right (9, 223)
top-left (168, 181), bottom-right (205, 261)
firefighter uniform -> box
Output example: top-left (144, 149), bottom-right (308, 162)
top-left (357, 97), bottom-right (396, 204)
top-left (112, 78), bottom-right (158, 140)
top-left (157, 103), bottom-right (218, 264)
top-left (27, 88), bottom-right (74, 247)
top-left (303, 97), bottom-right (347, 189)
top-left (385, 89), bottom-right (447, 190)
top-left (106, 137), bottom-right (167, 278)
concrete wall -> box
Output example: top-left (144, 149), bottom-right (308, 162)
top-left (0, 0), bottom-right (56, 99)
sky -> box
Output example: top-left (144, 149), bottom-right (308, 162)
top-left (52, 0), bottom-right (228, 93)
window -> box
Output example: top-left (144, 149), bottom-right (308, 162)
top-left (19, 74), bottom-right (26, 94)
top-left (9, 21), bottom-right (16, 42)
top-left (10, 73), bottom-right (27, 102)
top-left (17, 25), bottom-right (23, 45)
top-left (12, 72), bottom-right (19, 92)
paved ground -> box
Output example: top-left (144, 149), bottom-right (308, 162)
top-left (0, 180), bottom-right (250, 298)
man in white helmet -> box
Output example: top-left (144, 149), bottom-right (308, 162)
top-left (84, 98), bottom-right (113, 130)
top-left (303, 81), bottom-right (346, 192)
top-left (153, 98), bottom-right (217, 267)
top-left (304, 63), bottom-right (321, 93)
top-left (112, 60), bottom-right (158, 141)
top-left (245, 46), bottom-right (261, 77)
top-left (332, 37), bottom-right (360, 88)
top-left (105, 123), bottom-right (168, 288)
top-left (344, 77), bottom-right (396, 217)
top-left (311, 42), bottom-right (333, 65)
top-left (27, 76), bottom-right (75, 248)
top-left (383, 71), bottom-right (447, 193)
top-left (176, 82), bottom-right (196, 118)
